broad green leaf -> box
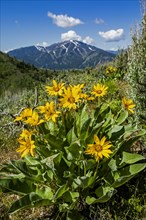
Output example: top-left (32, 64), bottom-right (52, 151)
top-left (24, 155), bottom-right (41, 166)
top-left (63, 191), bottom-right (79, 203)
top-left (67, 127), bottom-right (77, 144)
top-left (108, 158), bottom-right (117, 171)
top-left (95, 185), bottom-right (116, 202)
top-left (85, 121), bottom-right (104, 144)
top-left (54, 184), bottom-right (69, 200)
top-left (75, 105), bottom-right (88, 136)
top-left (85, 159), bottom-right (96, 171)
top-left (65, 142), bottom-right (80, 160)
top-left (86, 186), bottom-right (116, 204)
top-left (102, 110), bottom-right (112, 128)
top-left (80, 118), bottom-right (91, 140)
top-left (119, 152), bottom-right (145, 166)
top-left (45, 133), bottom-right (63, 150)
top-left (73, 174), bottom-right (95, 189)
top-left (0, 178), bottom-right (36, 194)
top-left (116, 110), bottom-right (128, 125)
top-left (8, 192), bottom-right (51, 214)
top-left (36, 186), bottom-right (53, 200)
top-left (42, 153), bottom-right (62, 168)
top-left (7, 160), bottom-right (42, 181)
top-left (108, 125), bottom-right (125, 140)
top-left (105, 163), bottom-right (146, 188)
top-left (86, 196), bottom-right (97, 205)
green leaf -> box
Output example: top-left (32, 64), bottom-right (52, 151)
top-left (86, 185), bottom-right (116, 204)
top-left (67, 127), bottom-right (78, 144)
top-left (85, 159), bottom-right (96, 171)
top-left (0, 179), bottom-right (36, 194)
top-left (119, 152), bottom-right (145, 166)
top-left (73, 174), bottom-right (96, 189)
top-left (36, 186), bottom-right (53, 200)
top-left (85, 121), bottom-right (104, 144)
top-left (24, 155), bottom-right (41, 166)
top-left (75, 105), bottom-right (88, 136)
top-left (54, 184), bottom-right (69, 200)
top-left (108, 158), bottom-right (117, 171)
top-left (63, 191), bottom-right (79, 203)
top-left (8, 192), bottom-right (51, 214)
top-left (102, 110), bottom-right (112, 128)
top-left (65, 142), bottom-right (80, 160)
top-left (95, 185), bottom-right (116, 202)
top-left (108, 125), bottom-right (125, 140)
top-left (80, 118), bottom-right (91, 140)
top-left (117, 110), bottom-right (128, 125)
top-left (105, 163), bottom-right (146, 188)
top-left (42, 153), bottom-right (62, 168)
top-left (45, 133), bottom-right (63, 150)
top-left (86, 196), bottom-right (97, 205)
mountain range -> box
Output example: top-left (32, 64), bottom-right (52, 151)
top-left (8, 40), bottom-right (116, 70)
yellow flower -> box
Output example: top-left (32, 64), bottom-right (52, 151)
top-left (122, 97), bottom-right (135, 113)
top-left (46, 80), bottom-right (64, 96)
top-left (80, 93), bottom-right (95, 101)
top-left (16, 138), bottom-right (36, 157)
top-left (59, 85), bottom-right (82, 109)
top-left (91, 84), bottom-right (108, 97)
top-left (18, 129), bottom-right (33, 141)
top-left (106, 66), bottom-right (117, 74)
top-left (85, 135), bottom-right (112, 161)
top-left (14, 108), bottom-right (32, 122)
top-left (25, 111), bottom-right (44, 126)
top-left (37, 102), bottom-right (60, 122)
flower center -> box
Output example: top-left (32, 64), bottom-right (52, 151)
top-left (68, 97), bottom-right (75, 103)
top-left (54, 86), bottom-right (59, 92)
top-left (96, 90), bottom-right (102, 94)
top-left (95, 144), bottom-right (102, 152)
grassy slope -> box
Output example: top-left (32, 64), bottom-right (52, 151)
top-left (0, 51), bottom-right (53, 96)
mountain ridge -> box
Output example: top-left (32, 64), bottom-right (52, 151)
top-left (8, 40), bottom-right (115, 70)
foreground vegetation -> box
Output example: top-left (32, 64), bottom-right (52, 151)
top-left (0, 14), bottom-right (146, 220)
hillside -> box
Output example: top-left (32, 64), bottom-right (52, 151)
top-left (0, 51), bottom-right (52, 96)
top-left (8, 40), bottom-right (115, 70)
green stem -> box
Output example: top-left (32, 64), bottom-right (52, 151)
top-left (94, 162), bottom-right (99, 177)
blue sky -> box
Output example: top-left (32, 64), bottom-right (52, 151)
top-left (0, 0), bottom-right (142, 52)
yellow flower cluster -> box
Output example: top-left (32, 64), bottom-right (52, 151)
top-left (106, 66), bottom-right (117, 74)
top-left (14, 108), bottom-right (44, 126)
top-left (45, 80), bottom-right (109, 109)
top-left (37, 102), bottom-right (61, 122)
top-left (14, 80), bottom-right (135, 159)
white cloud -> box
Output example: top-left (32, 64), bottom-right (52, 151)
top-left (47, 12), bottom-right (83, 28)
top-left (61, 30), bottom-right (82, 41)
top-left (95, 18), bottom-right (104, 24)
top-left (99, 29), bottom-right (124, 42)
top-left (61, 31), bottom-right (95, 45)
top-left (83, 36), bottom-right (94, 44)
top-left (36, 42), bottom-right (49, 47)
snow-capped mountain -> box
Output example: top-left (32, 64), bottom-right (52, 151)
top-left (8, 40), bottom-right (115, 69)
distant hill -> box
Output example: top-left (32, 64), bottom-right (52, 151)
top-left (8, 40), bottom-right (115, 70)
top-left (0, 51), bottom-right (52, 96)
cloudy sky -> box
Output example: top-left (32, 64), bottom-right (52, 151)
top-left (1, 0), bottom-right (142, 52)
